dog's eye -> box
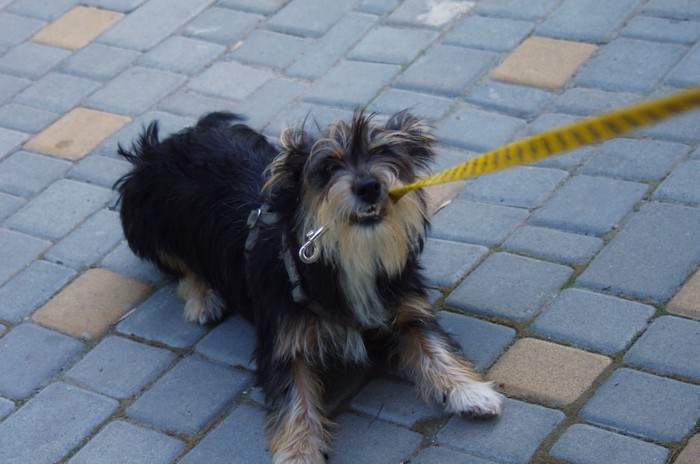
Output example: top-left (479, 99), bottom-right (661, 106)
top-left (323, 162), bottom-right (341, 175)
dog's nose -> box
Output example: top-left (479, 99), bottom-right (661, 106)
top-left (353, 177), bottom-right (383, 204)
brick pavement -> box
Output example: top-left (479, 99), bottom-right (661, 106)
top-left (0, 1), bottom-right (698, 463)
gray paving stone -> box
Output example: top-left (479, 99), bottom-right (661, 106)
top-left (7, 179), bottom-right (113, 240)
top-left (429, 199), bottom-right (529, 246)
top-left (445, 252), bottom-right (573, 321)
top-left (126, 355), bottom-right (252, 435)
top-left (0, 228), bottom-right (50, 285)
top-left (622, 16), bottom-right (700, 44)
top-left (265, 102), bottom-right (353, 138)
top-left (136, 36), bottom-right (224, 74)
top-left (0, 42), bottom-right (71, 79)
top-left (667, 43), bottom-right (700, 88)
top-left (348, 26), bottom-right (437, 64)
top-left (187, 61), bottom-right (275, 101)
top-left (0, 12), bottom-right (45, 47)
top-left (438, 398), bottom-right (565, 463)
top-left (179, 404), bottom-right (272, 464)
top-left (98, 0), bottom-right (215, 51)
top-left (395, 45), bottom-right (498, 97)
top-left (0, 127), bottom-right (29, 161)
top-left (46, 209), bottom-right (125, 269)
top-left (67, 154), bottom-right (132, 188)
top-left (465, 81), bottom-right (553, 119)
top-left (85, 66), bottom-right (186, 116)
top-left (413, 446), bottom-right (499, 464)
top-left (502, 226), bottom-right (603, 265)
top-left (15, 72), bottom-right (101, 113)
top-left (0, 260), bottom-right (76, 323)
top-left (642, 0), bottom-right (700, 20)
top-left (59, 43), bottom-right (140, 80)
top-left (624, 316), bottom-right (700, 380)
top-left (420, 238), bottom-right (488, 288)
top-left (461, 166), bottom-right (567, 209)
top-left (66, 336), bottom-right (176, 398)
top-left (352, 378), bottom-right (443, 427)
top-left (225, 78), bottom-right (306, 129)
top-left (217, 0), bottom-right (287, 14)
top-left (358, 0), bottom-right (400, 15)
top-left (537, 0), bottom-right (642, 43)
top-left (0, 397), bottom-right (13, 420)
top-left (0, 383), bottom-right (117, 464)
top-left (530, 175), bottom-right (647, 235)
top-left (229, 29), bottom-right (312, 70)
top-left (0, 74), bottom-right (30, 104)
top-left (285, 12), bottom-right (377, 80)
top-left (0, 192), bottom-right (24, 222)
top-left (305, 60), bottom-right (400, 109)
top-left (575, 39), bottom-right (687, 93)
top-left (116, 284), bottom-right (207, 348)
top-left (182, 7), bottom-right (262, 44)
top-left (195, 315), bottom-right (256, 370)
top-left (693, 147), bottom-right (700, 160)
top-left (577, 202), bottom-right (700, 300)
top-left (654, 160), bottom-right (700, 205)
top-left (437, 311), bottom-right (516, 371)
top-left (0, 323), bottom-right (83, 399)
top-left (550, 423), bottom-right (670, 464)
top-left (267, 0), bottom-right (353, 37)
top-left (532, 146), bottom-right (595, 171)
top-left (101, 241), bottom-right (167, 284)
top-left (553, 87), bottom-right (642, 117)
top-left (580, 138), bottom-right (688, 182)
top-left (157, 90), bottom-right (235, 119)
top-left (6, 0), bottom-right (79, 20)
top-left (83, 0), bottom-right (146, 11)
top-left (0, 150), bottom-right (71, 197)
top-left (368, 88), bottom-right (453, 122)
top-left (445, 15), bottom-right (533, 52)
top-left (436, 106), bottom-right (525, 152)
top-left (531, 289), bottom-right (655, 355)
top-left (386, 0), bottom-right (475, 28)
top-left (0, 103), bottom-right (58, 133)
top-left (475, 0), bottom-right (560, 21)
top-left (330, 413), bottom-right (423, 464)
top-left (68, 420), bottom-right (184, 464)
top-left (580, 368), bottom-right (700, 441)
top-left (525, 112), bottom-right (580, 135)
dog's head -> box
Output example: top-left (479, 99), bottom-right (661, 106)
top-left (264, 110), bottom-right (436, 277)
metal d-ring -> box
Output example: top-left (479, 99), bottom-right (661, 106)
top-left (298, 226), bottom-right (327, 264)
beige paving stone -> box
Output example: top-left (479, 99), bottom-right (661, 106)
top-left (675, 434), bottom-right (700, 464)
top-left (491, 36), bottom-right (598, 89)
top-left (32, 268), bottom-right (152, 339)
top-left (24, 108), bottom-right (130, 160)
top-left (487, 338), bottom-right (611, 407)
top-left (667, 270), bottom-right (700, 320)
top-left (32, 6), bottom-right (123, 50)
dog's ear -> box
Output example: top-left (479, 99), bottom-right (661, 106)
top-left (385, 110), bottom-right (436, 162)
top-left (263, 128), bottom-right (312, 196)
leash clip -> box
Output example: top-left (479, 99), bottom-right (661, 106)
top-left (298, 226), bottom-right (327, 264)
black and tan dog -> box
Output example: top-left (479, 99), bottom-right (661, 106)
top-left (116, 111), bottom-right (502, 463)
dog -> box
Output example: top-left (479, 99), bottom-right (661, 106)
top-left (115, 110), bottom-right (502, 463)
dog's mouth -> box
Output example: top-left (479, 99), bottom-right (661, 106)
top-left (351, 204), bottom-right (386, 225)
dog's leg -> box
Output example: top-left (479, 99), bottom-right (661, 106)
top-left (395, 296), bottom-right (502, 418)
top-left (263, 359), bottom-right (331, 464)
top-left (176, 271), bottom-right (225, 325)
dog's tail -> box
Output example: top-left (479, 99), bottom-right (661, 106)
top-left (196, 111), bottom-right (243, 129)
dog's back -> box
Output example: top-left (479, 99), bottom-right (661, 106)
top-left (115, 112), bottom-right (278, 319)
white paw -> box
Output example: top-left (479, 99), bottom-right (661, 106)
top-left (183, 289), bottom-right (225, 325)
top-left (443, 381), bottom-right (503, 419)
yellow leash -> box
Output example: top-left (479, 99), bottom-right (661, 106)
top-left (389, 87), bottom-right (700, 201)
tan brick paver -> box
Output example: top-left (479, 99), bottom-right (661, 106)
top-left (32, 6), bottom-right (123, 50)
top-left (675, 434), bottom-right (700, 464)
top-left (491, 36), bottom-right (597, 89)
top-left (24, 108), bottom-right (130, 160)
top-left (488, 338), bottom-right (611, 407)
top-left (32, 268), bottom-right (152, 339)
top-left (667, 270), bottom-right (700, 320)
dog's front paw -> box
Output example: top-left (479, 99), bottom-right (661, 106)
top-left (183, 289), bottom-right (225, 325)
top-left (443, 381), bottom-right (502, 419)
top-left (272, 449), bottom-right (327, 464)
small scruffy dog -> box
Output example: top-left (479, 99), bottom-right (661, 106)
top-left (116, 111), bottom-right (502, 463)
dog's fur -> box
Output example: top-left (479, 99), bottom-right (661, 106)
top-left (116, 111), bottom-right (502, 463)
